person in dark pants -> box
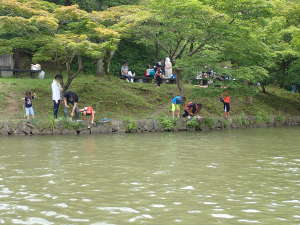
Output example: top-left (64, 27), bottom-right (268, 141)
top-left (155, 67), bottom-right (163, 87)
top-left (51, 74), bottom-right (63, 118)
top-left (63, 91), bottom-right (79, 119)
top-left (220, 91), bottom-right (231, 119)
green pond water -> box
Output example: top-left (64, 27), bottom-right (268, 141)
top-left (0, 127), bottom-right (299, 225)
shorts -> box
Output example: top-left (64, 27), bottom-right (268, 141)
top-left (25, 107), bottom-right (34, 116)
top-left (171, 104), bottom-right (180, 112)
top-left (224, 103), bottom-right (230, 112)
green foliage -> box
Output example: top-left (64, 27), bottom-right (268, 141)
top-left (125, 119), bottom-right (137, 132)
top-left (159, 117), bottom-right (176, 131)
top-left (233, 112), bottom-right (250, 127)
top-left (44, 0), bottom-right (139, 11)
top-left (255, 112), bottom-right (271, 123)
top-left (203, 117), bottom-right (217, 129)
top-left (186, 118), bottom-right (201, 130)
top-left (275, 114), bottom-right (286, 123)
top-left (190, 83), bottom-right (258, 98)
top-left (219, 118), bottom-right (231, 128)
top-left (1, 0), bottom-right (300, 95)
top-left (55, 117), bottom-right (85, 130)
top-left (255, 111), bottom-right (272, 124)
top-left (111, 39), bottom-right (157, 76)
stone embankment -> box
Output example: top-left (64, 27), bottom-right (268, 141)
top-left (1, 116), bottom-right (300, 136)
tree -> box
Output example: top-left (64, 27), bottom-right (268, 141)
top-left (0, 0), bottom-right (58, 60)
top-left (0, 1), bottom-right (120, 90)
top-left (33, 4), bottom-right (120, 89)
top-left (44, 0), bottom-right (139, 11)
top-left (90, 5), bottom-right (148, 75)
top-left (137, 0), bottom-right (229, 64)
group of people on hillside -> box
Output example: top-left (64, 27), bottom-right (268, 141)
top-left (23, 74), bottom-right (231, 126)
top-left (144, 57), bottom-right (175, 87)
top-left (23, 74), bottom-right (95, 128)
top-left (171, 91), bottom-right (231, 119)
top-left (121, 57), bottom-right (175, 87)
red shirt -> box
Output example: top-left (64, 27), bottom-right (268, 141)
top-left (224, 96), bottom-right (231, 103)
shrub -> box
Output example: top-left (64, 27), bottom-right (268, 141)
top-left (219, 118), bottom-right (231, 128)
top-left (255, 111), bottom-right (272, 124)
top-left (124, 119), bottom-right (137, 133)
top-left (202, 117), bottom-right (217, 129)
top-left (275, 114), bottom-right (286, 123)
top-left (159, 117), bottom-right (176, 131)
top-left (233, 112), bottom-right (250, 127)
top-left (56, 118), bottom-right (85, 130)
top-left (186, 118), bottom-right (201, 130)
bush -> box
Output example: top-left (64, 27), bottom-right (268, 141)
top-left (186, 118), bottom-right (201, 130)
top-left (233, 113), bottom-right (250, 127)
top-left (219, 118), bottom-right (231, 128)
top-left (255, 111), bottom-right (272, 124)
top-left (275, 114), bottom-right (286, 123)
top-left (159, 117), bottom-right (176, 131)
top-left (202, 117), bottom-right (217, 129)
top-left (56, 118), bottom-right (85, 130)
top-left (124, 119), bottom-right (137, 133)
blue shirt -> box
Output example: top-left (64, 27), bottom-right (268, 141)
top-left (171, 96), bottom-right (183, 104)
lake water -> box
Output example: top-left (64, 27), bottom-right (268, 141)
top-left (0, 127), bottom-right (299, 225)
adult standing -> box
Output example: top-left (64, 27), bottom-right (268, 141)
top-left (51, 74), bottom-right (63, 118)
top-left (63, 91), bottom-right (79, 119)
top-left (164, 57), bottom-right (173, 78)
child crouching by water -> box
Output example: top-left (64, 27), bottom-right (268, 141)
top-left (79, 106), bottom-right (95, 128)
top-left (23, 91), bottom-right (36, 120)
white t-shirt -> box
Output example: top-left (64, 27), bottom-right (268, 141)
top-left (51, 80), bottom-right (62, 102)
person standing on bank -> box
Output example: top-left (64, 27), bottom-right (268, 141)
top-left (51, 74), bottom-right (63, 119)
top-left (63, 91), bottom-right (79, 119)
top-left (171, 96), bottom-right (186, 119)
top-left (220, 91), bottom-right (231, 119)
top-left (23, 91), bottom-right (36, 120)
top-left (164, 57), bottom-right (173, 78)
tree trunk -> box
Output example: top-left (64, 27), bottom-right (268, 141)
top-left (175, 68), bottom-right (184, 96)
top-left (104, 50), bottom-right (115, 74)
top-left (261, 84), bottom-right (267, 93)
top-left (96, 50), bottom-right (116, 76)
top-left (63, 56), bottom-right (83, 91)
top-left (96, 58), bottom-right (105, 76)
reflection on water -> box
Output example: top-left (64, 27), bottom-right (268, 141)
top-left (0, 127), bottom-right (300, 225)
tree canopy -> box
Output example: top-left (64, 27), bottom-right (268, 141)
top-left (0, 0), bottom-right (299, 89)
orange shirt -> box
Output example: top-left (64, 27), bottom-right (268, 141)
top-left (223, 96), bottom-right (231, 103)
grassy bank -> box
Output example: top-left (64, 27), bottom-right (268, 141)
top-left (0, 75), bottom-right (300, 122)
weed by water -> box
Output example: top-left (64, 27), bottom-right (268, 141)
top-left (124, 119), bottom-right (137, 133)
top-left (55, 118), bottom-right (85, 130)
top-left (219, 118), bottom-right (231, 128)
top-left (255, 111), bottom-right (272, 124)
top-left (274, 114), bottom-right (286, 123)
top-left (186, 118), bottom-right (201, 130)
top-left (203, 117), bottom-right (217, 129)
top-left (233, 113), bottom-right (250, 127)
top-left (159, 117), bottom-right (176, 131)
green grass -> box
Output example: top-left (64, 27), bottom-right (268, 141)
top-left (0, 75), bottom-right (299, 122)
